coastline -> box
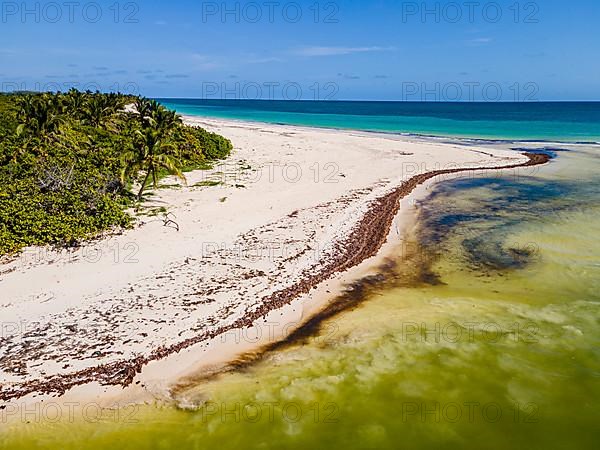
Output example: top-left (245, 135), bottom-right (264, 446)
top-left (0, 116), bottom-right (550, 415)
top-left (157, 101), bottom-right (600, 145)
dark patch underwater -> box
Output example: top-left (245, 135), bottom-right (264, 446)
top-left (417, 174), bottom-right (598, 273)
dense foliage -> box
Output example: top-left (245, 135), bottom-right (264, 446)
top-left (0, 90), bottom-right (232, 255)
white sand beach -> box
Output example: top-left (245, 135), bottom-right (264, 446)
top-left (0, 117), bottom-right (540, 413)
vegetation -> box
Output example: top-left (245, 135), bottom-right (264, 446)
top-left (0, 90), bottom-right (232, 255)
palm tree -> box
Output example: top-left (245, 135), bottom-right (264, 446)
top-left (134, 97), bottom-right (154, 128)
top-left (134, 98), bottom-right (181, 132)
top-left (82, 94), bottom-right (121, 128)
top-left (151, 106), bottom-right (182, 134)
top-left (63, 89), bottom-right (87, 119)
top-left (16, 94), bottom-right (64, 139)
top-left (121, 128), bottom-right (186, 201)
top-left (15, 96), bottom-right (36, 135)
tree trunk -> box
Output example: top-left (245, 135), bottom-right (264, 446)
top-left (137, 170), bottom-right (151, 201)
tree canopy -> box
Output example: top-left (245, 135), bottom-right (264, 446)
top-left (0, 90), bottom-right (233, 255)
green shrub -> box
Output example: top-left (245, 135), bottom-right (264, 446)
top-left (0, 91), bottom-right (232, 256)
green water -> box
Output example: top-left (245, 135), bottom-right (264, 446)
top-left (1, 144), bottom-right (599, 449)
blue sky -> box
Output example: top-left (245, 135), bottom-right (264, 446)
top-left (1, 0), bottom-right (599, 100)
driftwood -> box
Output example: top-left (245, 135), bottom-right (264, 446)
top-left (37, 164), bottom-right (75, 192)
top-left (162, 212), bottom-right (180, 231)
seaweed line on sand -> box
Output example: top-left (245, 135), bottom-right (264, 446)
top-left (0, 153), bottom-right (550, 403)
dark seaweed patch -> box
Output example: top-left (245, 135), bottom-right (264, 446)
top-left (462, 235), bottom-right (537, 271)
top-left (429, 177), bottom-right (572, 210)
top-left (510, 147), bottom-right (571, 159)
top-left (416, 172), bottom-right (600, 277)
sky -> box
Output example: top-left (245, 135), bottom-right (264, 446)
top-left (1, 0), bottom-right (599, 100)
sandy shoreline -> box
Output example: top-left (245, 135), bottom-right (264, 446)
top-left (0, 117), bottom-right (549, 413)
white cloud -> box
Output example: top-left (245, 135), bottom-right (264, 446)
top-left (467, 38), bottom-right (492, 45)
top-left (293, 46), bottom-right (395, 57)
top-left (246, 57), bottom-right (285, 64)
top-left (189, 53), bottom-right (221, 70)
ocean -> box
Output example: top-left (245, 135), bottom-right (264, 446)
top-left (158, 99), bottom-right (600, 142)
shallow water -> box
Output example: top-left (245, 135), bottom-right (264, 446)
top-left (1, 144), bottom-right (599, 449)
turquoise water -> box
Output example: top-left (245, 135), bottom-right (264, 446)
top-left (158, 99), bottom-right (600, 142)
